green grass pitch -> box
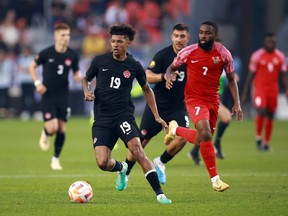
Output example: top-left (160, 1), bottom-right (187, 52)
top-left (0, 118), bottom-right (287, 216)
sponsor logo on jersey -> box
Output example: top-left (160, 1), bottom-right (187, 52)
top-left (212, 56), bottom-right (220, 64)
top-left (123, 70), bottom-right (131, 78)
top-left (45, 112), bottom-right (52, 120)
top-left (149, 60), bottom-right (156, 68)
top-left (65, 58), bottom-right (72, 66)
top-left (49, 58), bottom-right (54, 62)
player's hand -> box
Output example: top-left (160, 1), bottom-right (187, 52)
top-left (231, 104), bottom-right (243, 122)
top-left (36, 84), bottom-right (47, 95)
top-left (84, 91), bottom-right (95, 101)
top-left (165, 71), bottom-right (179, 90)
top-left (155, 117), bottom-right (168, 133)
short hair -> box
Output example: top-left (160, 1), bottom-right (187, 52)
top-left (173, 23), bottom-right (189, 32)
top-left (265, 32), bottom-right (275, 38)
top-left (109, 24), bottom-right (136, 41)
top-left (54, 23), bottom-right (70, 31)
top-left (201, 21), bottom-right (218, 34)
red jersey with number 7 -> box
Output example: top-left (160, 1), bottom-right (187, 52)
top-left (249, 48), bottom-right (287, 96)
top-left (172, 42), bottom-right (235, 104)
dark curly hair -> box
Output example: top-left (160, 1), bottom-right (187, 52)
top-left (109, 24), bottom-right (136, 41)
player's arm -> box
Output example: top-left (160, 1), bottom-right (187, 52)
top-left (141, 83), bottom-right (168, 130)
top-left (146, 69), bottom-right (167, 84)
top-left (165, 63), bottom-right (180, 90)
top-left (280, 72), bottom-right (288, 102)
top-left (82, 76), bottom-right (95, 102)
top-left (241, 71), bottom-right (255, 103)
top-left (73, 70), bottom-right (82, 83)
top-left (29, 60), bottom-right (47, 95)
top-left (227, 71), bottom-right (243, 121)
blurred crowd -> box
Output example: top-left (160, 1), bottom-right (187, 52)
top-left (0, 0), bottom-right (190, 119)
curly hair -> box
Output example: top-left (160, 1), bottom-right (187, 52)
top-left (109, 24), bottom-right (136, 41)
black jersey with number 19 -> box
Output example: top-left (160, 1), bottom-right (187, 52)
top-left (86, 52), bottom-right (146, 126)
top-left (35, 46), bottom-right (79, 106)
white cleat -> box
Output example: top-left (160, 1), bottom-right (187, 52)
top-left (51, 157), bottom-right (63, 170)
top-left (39, 130), bottom-right (50, 151)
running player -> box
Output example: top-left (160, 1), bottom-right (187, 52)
top-left (29, 23), bottom-right (82, 170)
top-left (124, 23), bottom-right (190, 185)
top-left (82, 24), bottom-right (172, 204)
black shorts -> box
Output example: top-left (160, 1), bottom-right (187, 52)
top-left (140, 105), bottom-right (189, 140)
top-left (92, 115), bottom-right (142, 150)
top-left (42, 104), bottom-right (71, 122)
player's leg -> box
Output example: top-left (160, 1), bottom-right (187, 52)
top-left (125, 106), bottom-right (161, 178)
top-left (263, 95), bottom-right (277, 151)
top-left (39, 105), bottom-right (59, 151)
top-left (127, 137), bottom-right (172, 204)
top-left (214, 103), bottom-right (232, 159)
top-left (254, 94), bottom-right (267, 150)
top-left (154, 111), bottom-right (189, 183)
top-left (92, 127), bottom-right (128, 190)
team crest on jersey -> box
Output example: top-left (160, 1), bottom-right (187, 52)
top-left (149, 60), bottom-right (156, 68)
top-left (212, 56), bottom-right (220, 64)
top-left (45, 112), bottom-right (52, 120)
top-left (141, 129), bottom-right (147, 136)
top-left (65, 58), bottom-right (72, 66)
top-left (123, 70), bottom-right (131, 78)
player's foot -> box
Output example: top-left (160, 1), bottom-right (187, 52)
top-left (256, 139), bottom-right (263, 151)
top-left (212, 178), bottom-right (229, 192)
top-left (124, 175), bottom-right (129, 189)
top-left (116, 162), bottom-right (128, 191)
top-left (39, 129), bottom-right (50, 151)
top-left (187, 146), bottom-right (201, 165)
top-left (156, 194), bottom-right (172, 204)
top-left (164, 120), bottom-right (178, 145)
top-left (263, 144), bottom-right (270, 152)
top-left (51, 157), bottom-right (62, 170)
top-left (153, 157), bottom-right (166, 184)
top-left (214, 145), bottom-right (224, 160)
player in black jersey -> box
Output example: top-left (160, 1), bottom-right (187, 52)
top-left (82, 24), bottom-right (172, 204)
top-left (123, 24), bottom-right (190, 185)
top-left (29, 23), bottom-right (82, 170)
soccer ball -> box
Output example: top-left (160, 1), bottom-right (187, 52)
top-left (68, 180), bottom-right (93, 203)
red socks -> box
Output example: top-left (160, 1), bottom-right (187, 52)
top-left (256, 114), bottom-right (264, 137)
top-left (175, 127), bottom-right (197, 144)
top-left (264, 118), bottom-right (273, 144)
top-left (200, 141), bottom-right (218, 178)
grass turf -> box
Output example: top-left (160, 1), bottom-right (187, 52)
top-left (0, 118), bottom-right (287, 216)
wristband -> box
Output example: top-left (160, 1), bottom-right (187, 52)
top-left (34, 80), bottom-right (41, 87)
top-left (161, 73), bottom-right (166, 81)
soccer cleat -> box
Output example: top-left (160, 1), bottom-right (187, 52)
top-left (187, 146), bottom-right (201, 165)
top-left (164, 120), bottom-right (178, 145)
top-left (39, 129), bottom-right (50, 151)
top-left (256, 139), bottom-right (263, 151)
top-left (263, 144), bottom-right (270, 152)
top-left (212, 178), bottom-right (229, 192)
top-left (116, 162), bottom-right (128, 191)
top-left (153, 157), bottom-right (166, 184)
top-left (156, 194), bottom-right (172, 204)
top-left (51, 157), bottom-right (63, 170)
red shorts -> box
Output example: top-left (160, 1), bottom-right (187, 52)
top-left (253, 91), bottom-right (277, 113)
top-left (186, 100), bottom-right (219, 135)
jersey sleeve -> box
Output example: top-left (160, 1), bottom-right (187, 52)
top-left (219, 44), bottom-right (235, 74)
top-left (276, 49), bottom-right (287, 72)
top-left (86, 57), bottom-right (99, 81)
top-left (34, 50), bottom-right (46, 66)
top-left (71, 52), bottom-right (80, 73)
top-left (147, 51), bottom-right (163, 74)
top-left (135, 62), bottom-right (147, 87)
top-left (172, 44), bottom-right (195, 68)
top-left (248, 50), bottom-right (261, 73)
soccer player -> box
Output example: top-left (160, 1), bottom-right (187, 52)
top-left (123, 23), bottom-right (190, 185)
top-left (82, 24), bottom-right (172, 204)
top-left (165, 21), bottom-right (243, 192)
top-left (242, 33), bottom-right (288, 151)
top-left (29, 23), bottom-right (82, 170)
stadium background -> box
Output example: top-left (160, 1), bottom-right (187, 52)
top-left (0, 0), bottom-right (288, 119)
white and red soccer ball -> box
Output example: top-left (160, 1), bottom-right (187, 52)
top-left (68, 180), bottom-right (93, 203)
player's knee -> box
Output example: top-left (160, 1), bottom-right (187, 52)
top-left (257, 108), bottom-right (266, 116)
top-left (199, 129), bottom-right (212, 142)
top-left (96, 159), bottom-right (109, 171)
top-left (266, 111), bottom-right (274, 119)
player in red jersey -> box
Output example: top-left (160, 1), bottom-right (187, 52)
top-left (242, 33), bottom-right (288, 151)
top-left (165, 21), bottom-right (243, 192)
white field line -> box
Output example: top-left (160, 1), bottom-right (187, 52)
top-left (0, 172), bottom-right (287, 179)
